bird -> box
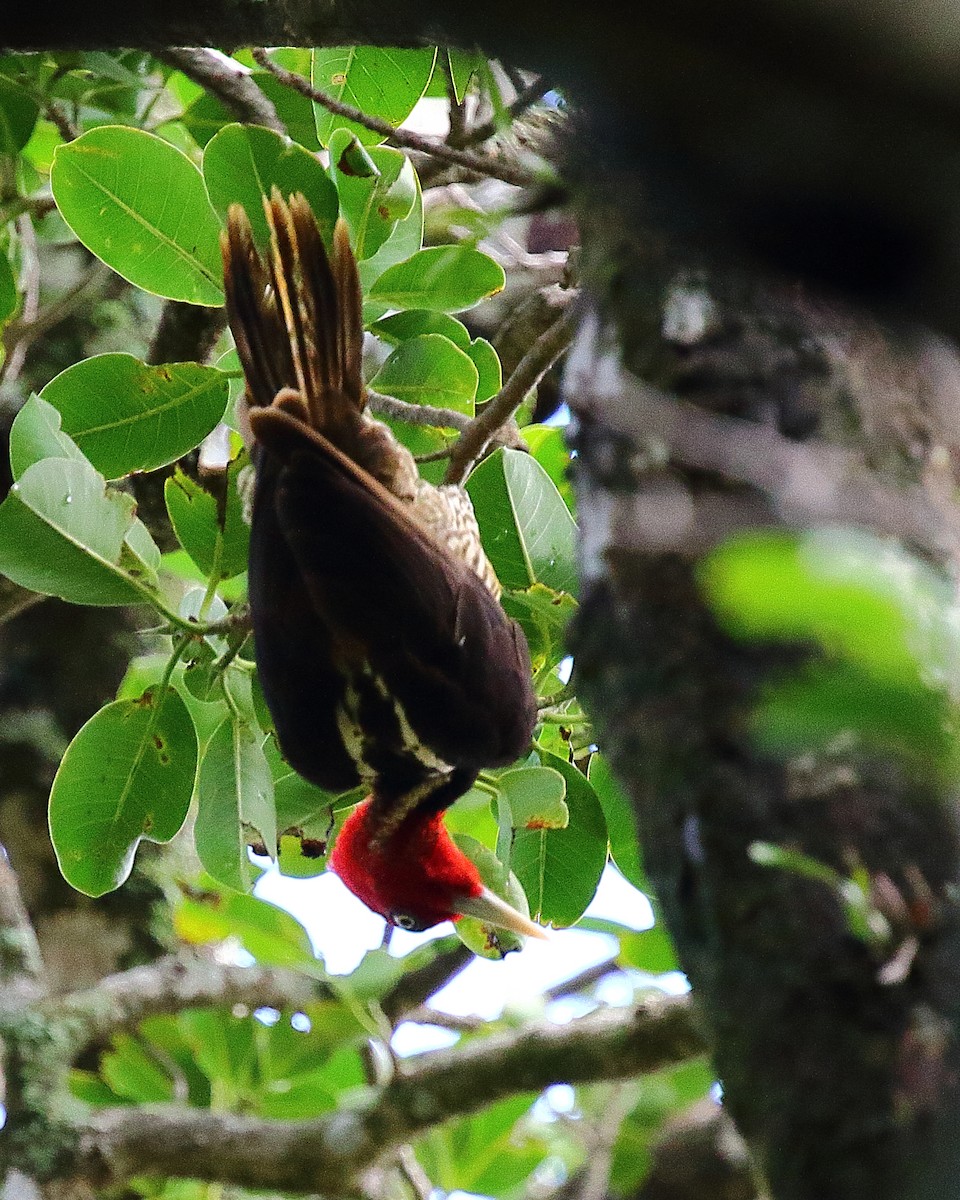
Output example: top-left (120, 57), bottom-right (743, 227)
top-left (221, 190), bottom-right (543, 940)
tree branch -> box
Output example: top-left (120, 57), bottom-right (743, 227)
top-left (159, 47), bottom-right (284, 132)
top-left (251, 48), bottom-right (540, 190)
top-left (71, 993), bottom-right (703, 1193)
top-left (566, 309), bottom-right (960, 566)
top-left (43, 954), bottom-right (328, 1055)
top-left (444, 304), bottom-right (575, 484)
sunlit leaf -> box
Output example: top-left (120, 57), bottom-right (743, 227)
top-left (511, 751), bottom-right (607, 927)
top-left (39, 354), bottom-right (229, 478)
top-left (51, 126), bottom-right (223, 304)
top-left (467, 337), bottom-right (501, 402)
top-left (499, 766), bottom-right (568, 830)
top-left (311, 46), bottom-right (437, 146)
top-left (0, 457), bottom-right (154, 605)
top-left (7, 393), bottom-right (88, 480)
top-left (203, 123), bottom-right (338, 249)
top-left (451, 835), bottom-right (535, 957)
top-left (174, 887), bottom-right (321, 972)
top-left (588, 753), bottom-right (644, 890)
top-left (369, 334), bottom-right (477, 414)
top-left (329, 132), bottom-right (416, 260)
top-left (372, 309), bottom-right (471, 348)
top-left (369, 246), bottom-right (505, 312)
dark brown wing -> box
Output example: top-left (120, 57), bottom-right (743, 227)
top-left (247, 446), bottom-right (360, 793)
top-left (252, 406), bottom-right (537, 777)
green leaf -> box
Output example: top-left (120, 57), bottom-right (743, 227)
top-left (51, 126), bottom-right (223, 305)
top-left (203, 123), bottom-right (338, 249)
top-left (371, 309), bottom-right (470, 348)
top-left (39, 354), bottom-right (229, 478)
top-left (8, 393), bottom-right (88, 480)
top-left (101, 1034), bottom-right (175, 1103)
top-left (522, 423), bottom-right (574, 512)
top-left (369, 334), bottom-right (477, 414)
top-left (311, 46), bottom-right (437, 146)
top-left (447, 50), bottom-right (485, 104)
top-left (499, 766), bottom-right (568, 830)
top-left (699, 528), bottom-right (959, 775)
top-left (467, 447), bottom-right (578, 595)
top-left (618, 924), bottom-right (680, 974)
top-left (467, 337), bottom-right (501, 402)
top-left (194, 718), bottom-right (277, 892)
top-left (357, 173), bottom-right (424, 295)
top-left (164, 456), bottom-right (251, 581)
top-left (0, 457), bottom-right (154, 605)
top-left (369, 246), bottom-right (505, 312)
top-left (451, 835), bottom-right (533, 958)
top-left (588, 753), bottom-right (644, 890)
top-left (501, 582), bottom-right (577, 673)
top-left (418, 1095), bottom-right (548, 1196)
top-left (0, 75), bottom-right (39, 156)
top-left (174, 887), bottom-right (321, 972)
top-left (328, 131), bottom-right (416, 260)
top-left (511, 752), bottom-right (607, 927)
top-left (49, 687), bottom-right (197, 896)
top-left (698, 528), bottom-right (937, 682)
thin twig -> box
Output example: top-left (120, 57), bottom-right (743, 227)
top-left (1, 214), bottom-right (41, 385)
top-left (160, 47), bottom-right (284, 133)
top-left (3, 259), bottom-right (114, 359)
top-left (0, 845), bottom-right (46, 1003)
top-left (450, 75), bottom-right (550, 149)
top-left (366, 389), bottom-right (473, 432)
top-left (251, 48), bottom-right (539, 190)
top-left (444, 305), bottom-right (576, 484)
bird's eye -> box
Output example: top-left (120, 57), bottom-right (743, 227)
top-left (390, 911), bottom-right (426, 932)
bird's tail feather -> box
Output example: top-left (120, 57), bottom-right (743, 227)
top-left (222, 190), bottom-right (365, 434)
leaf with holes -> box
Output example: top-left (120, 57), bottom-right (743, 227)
top-left (51, 126), bottom-right (223, 305)
top-left (39, 354), bottom-right (229, 478)
top-left (194, 717), bottom-right (276, 892)
top-left (49, 687), bottom-right (197, 896)
top-left (164, 456), bottom-right (251, 581)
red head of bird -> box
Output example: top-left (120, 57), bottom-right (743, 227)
top-left (331, 797), bottom-right (547, 939)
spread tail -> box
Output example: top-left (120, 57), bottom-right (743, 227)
top-left (221, 191), bottom-right (364, 434)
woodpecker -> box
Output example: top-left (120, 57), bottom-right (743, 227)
top-left (222, 192), bottom-right (542, 939)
